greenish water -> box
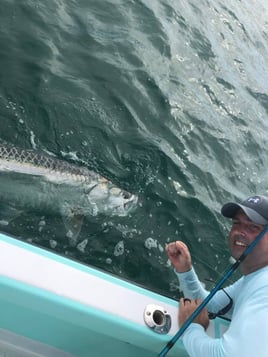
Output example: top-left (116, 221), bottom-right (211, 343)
top-left (0, 0), bottom-right (268, 298)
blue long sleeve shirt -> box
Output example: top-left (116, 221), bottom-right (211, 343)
top-left (176, 265), bottom-right (268, 356)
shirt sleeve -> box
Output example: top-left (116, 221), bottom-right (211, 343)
top-left (182, 324), bottom-right (225, 357)
top-left (175, 267), bottom-right (208, 300)
top-left (175, 267), bottom-right (236, 316)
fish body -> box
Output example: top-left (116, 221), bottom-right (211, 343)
top-left (0, 143), bottom-right (137, 245)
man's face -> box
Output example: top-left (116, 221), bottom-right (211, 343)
top-left (228, 209), bottom-right (268, 274)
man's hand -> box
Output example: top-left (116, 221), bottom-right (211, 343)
top-left (165, 241), bottom-right (192, 272)
top-left (179, 298), bottom-right (209, 330)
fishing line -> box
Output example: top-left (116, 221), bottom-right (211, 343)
top-left (158, 225), bottom-right (268, 357)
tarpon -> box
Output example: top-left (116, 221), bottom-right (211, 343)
top-left (0, 142), bottom-right (137, 246)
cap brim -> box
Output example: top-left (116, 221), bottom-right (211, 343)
top-left (221, 202), bottom-right (268, 225)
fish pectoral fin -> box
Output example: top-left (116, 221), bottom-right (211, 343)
top-left (61, 207), bottom-right (84, 247)
top-left (0, 205), bottom-right (23, 226)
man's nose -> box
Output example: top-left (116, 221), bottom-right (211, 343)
top-left (237, 224), bottom-right (247, 236)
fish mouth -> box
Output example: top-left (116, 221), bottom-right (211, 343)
top-left (122, 190), bottom-right (133, 200)
top-left (123, 193), bottom-right (138, 209)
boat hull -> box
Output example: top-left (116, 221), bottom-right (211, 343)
top-left (0, 233), bottom-right (229, 356)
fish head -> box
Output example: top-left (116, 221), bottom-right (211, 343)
top-left (87, 182), bottom-right (138, 216)
top-left (107, 187), bottom-right (138, 216)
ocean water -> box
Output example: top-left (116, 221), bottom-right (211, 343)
top-left (0, 0), bottom-right (268, 298)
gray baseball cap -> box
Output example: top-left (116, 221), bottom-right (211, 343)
top-left (221, 195), bottom-right (268, 225)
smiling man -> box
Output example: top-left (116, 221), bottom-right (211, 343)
top-left (166, 195), bottom-right (268, 357)
top-left (222, 196), bottom-right (268, 275)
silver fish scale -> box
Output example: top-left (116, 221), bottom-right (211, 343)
top-left (0, 145), bottom-right (98, 180)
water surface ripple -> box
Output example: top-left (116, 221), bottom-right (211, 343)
top-left (0, 0), bottom-right (268, 297)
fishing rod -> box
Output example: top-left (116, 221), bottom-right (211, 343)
top-left (158, 225), bottom-right (268, 357)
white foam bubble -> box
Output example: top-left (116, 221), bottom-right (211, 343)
top-left (77, 239), bottom-right (88, 253)
top-left (114, 240), bottom-right (124, 256)
top-left (144, 237), bottom-right (158, 249)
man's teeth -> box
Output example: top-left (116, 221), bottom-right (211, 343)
top-left (235, 241), bottom-right (247, 247)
